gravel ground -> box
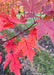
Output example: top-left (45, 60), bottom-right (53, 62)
top-left (38, 36), bottom-right (54, 56)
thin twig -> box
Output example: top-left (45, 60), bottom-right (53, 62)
top-left (0, 21), bottom-right (36, 43)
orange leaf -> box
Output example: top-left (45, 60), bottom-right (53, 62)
top-left (44, 15), bottom-right (53, 20)
top-left (15, 35), bottom-right (40, 64)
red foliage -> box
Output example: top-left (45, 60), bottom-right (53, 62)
top-left (36, 19), bottom-right (54, 42)
top-left (0, 8), bottom-right (26, 31)
top-left (3, 53), bottom-right (22, 75)
top-left (0, 0), bottom-right (54, 75)
top-left (42, 3), bottom-right (54, 16)
top-left (21, 0), bottom-right (47, 18)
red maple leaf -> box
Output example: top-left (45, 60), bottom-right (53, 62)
top-left (15, 34), bottom-right (40, 64)
top-left (36, 19), bottom-right (54, 42)
top-left (0, 16), bottom-right (8, 31)
top-left (42, 3), bottom-right (54, 16)
top-left (0, 12), bottom-right (14, 29)
top-left (8, 8), bottom-right (26, 25)
top-left (4, 38), bottom-right (17, 53)
top-left (20, 15), bottom-right (27, 23)
top-left (3, 53), bottom-right (22, 75)
top-left (10, 8), bottom-right (16, 18)
top-left (21, 0), bottom-right (47, 18)
top-left (0, 8), bottom-right (26, 31)
top-left (15, 37), bottom-right (35, 63)
top-left (30, 26), bottom-right (37, 37)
